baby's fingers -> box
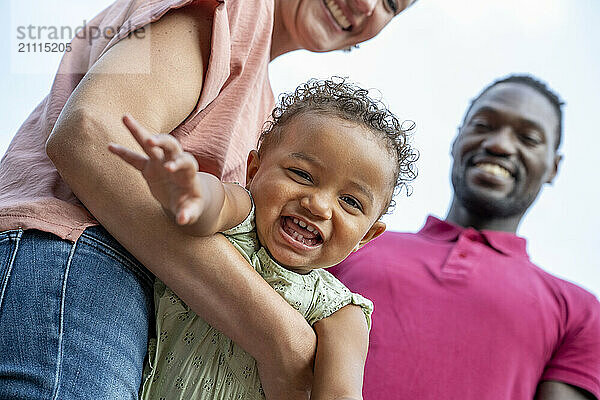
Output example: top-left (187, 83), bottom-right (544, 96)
top-left (147, 134), bottom-right (184, 162)
top-left (108, 143), bottom-right (149, 171)
top-left (122, 115), bottom-right (163, 160)
top-left (175, 198), bottom-right (204, 225)
top-left (165, 153), bottom-right (199, 180)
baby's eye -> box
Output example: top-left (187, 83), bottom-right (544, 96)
top-left (341, 196), bottom-right (363, 211)
top-left (288, 168), bottom-right (313, 183)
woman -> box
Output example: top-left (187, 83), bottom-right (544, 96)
top-left (0, 0), bottom-right (417, 398)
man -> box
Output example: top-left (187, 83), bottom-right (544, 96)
top-left (329, 75), bottom-right (600, 400)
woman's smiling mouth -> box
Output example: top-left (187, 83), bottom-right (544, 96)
top-left (323, 0), bottom-right (352, 31)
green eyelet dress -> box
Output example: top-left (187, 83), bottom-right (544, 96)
top-left (141, 203), bottom-right (373, 400)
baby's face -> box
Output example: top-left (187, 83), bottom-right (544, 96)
top-left (246, 113), bottom-right (394, 273)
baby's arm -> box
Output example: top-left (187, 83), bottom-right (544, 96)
top-left (311, 304), bottom-right (370, 400)
top-left (109, 116), bottom-right (251, 236)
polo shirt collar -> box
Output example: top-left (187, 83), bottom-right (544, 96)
top-left (418, 215), bottom-right (529, 259)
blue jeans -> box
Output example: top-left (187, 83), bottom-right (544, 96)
top-left (0, 226), bottom-right (154, 399)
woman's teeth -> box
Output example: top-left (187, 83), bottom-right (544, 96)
top-left (324, 0), bottom-right (352, 30)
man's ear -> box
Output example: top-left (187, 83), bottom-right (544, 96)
top-left (246, 150), bottom-right (261, 186)
top-left (450, 127), bottom-right (461, 157)
top-left (546, 153), bottom-right (563, 184)
top-left (353, 221), bottom-right (386, 252)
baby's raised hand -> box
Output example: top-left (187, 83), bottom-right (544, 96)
top-left (109, 115), bottom-right (205, 225)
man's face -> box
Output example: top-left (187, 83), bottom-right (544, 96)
top-left (450, 82), bottom-right (562, 219)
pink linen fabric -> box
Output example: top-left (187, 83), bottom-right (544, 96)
top-left (0, 0), bottom-right (274, 241)
top-left (329, 216), bottom-right (600, 400)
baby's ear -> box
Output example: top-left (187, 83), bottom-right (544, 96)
top-left (353, 221), bottom-right (386, 252)
top-left (246, 150), bottom-right (261, 185)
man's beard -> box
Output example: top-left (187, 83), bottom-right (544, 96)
top-left (451, 169), bottom-right (536, 219)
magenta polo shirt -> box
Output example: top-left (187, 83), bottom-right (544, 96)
top-left (329, 216), bottom-right (600, 400)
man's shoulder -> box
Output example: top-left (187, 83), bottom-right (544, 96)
top-left (349, 230), bottom-right (424, 260)
top-left (364, 230), bottom-right (423, 246)
top-left (359, 228), bottom-right (442, 253)
top-left (544, 269), bottom-right (599, 304)
top-left (527, 264), bottom-right (600, 314)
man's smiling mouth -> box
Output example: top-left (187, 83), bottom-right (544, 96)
top-left (323, 0), bottom-right (352, 31)
top-left (475, 162), bottom-right (512, 179)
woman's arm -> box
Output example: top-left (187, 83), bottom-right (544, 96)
top-left (46, 6), bottom-right (315, 399)
top-left (311, 305), bottom-right (370, 400)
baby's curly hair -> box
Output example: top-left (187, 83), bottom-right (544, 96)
top-left (258, 77), bottom-right (418, 215)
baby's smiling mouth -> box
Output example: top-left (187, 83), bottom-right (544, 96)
top-left (281, 216), bottom-right (323, 247)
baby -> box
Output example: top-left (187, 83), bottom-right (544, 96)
top-left (109, 78), bottom-right (416, 400)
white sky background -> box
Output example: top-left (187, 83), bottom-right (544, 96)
top-left (1, 0), bottom-right (599, 297)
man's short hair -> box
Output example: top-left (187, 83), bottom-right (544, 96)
top-left (463, 74), bottom-right (564, 150)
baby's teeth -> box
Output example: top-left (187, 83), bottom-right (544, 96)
top-left (306, 225), bottom-right (315, 232)
top-left (293, 218), bottom-right (299, 224)
top-left (298, 220), bottom-right (307, 228)
top-left (297, 234), bottom-right (304, 241)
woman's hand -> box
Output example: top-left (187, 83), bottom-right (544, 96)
top-left (109, 115), bottom-right (206, 225)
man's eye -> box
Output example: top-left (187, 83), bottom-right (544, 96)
top-left (473, 121), bottom-right (492, 132)
top-left (386, 0), bottom-right (399, 14)
top-left (289, 168), bottom-right (313, 183)
top-left (341, 196), bottom-right (363, 211)
top-left (520, 133), bottom-right (542, 146)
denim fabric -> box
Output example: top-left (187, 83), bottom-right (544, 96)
top-left (0, 226), bottom-right (154, 399)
